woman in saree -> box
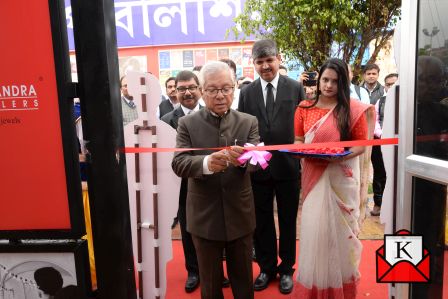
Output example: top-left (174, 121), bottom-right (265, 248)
top-left (292, 58), bottom-right (375, 298)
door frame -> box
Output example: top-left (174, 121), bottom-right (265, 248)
top-left (395, 0), bottom-right (448, 298)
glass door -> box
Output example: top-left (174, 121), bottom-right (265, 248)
top-left (396, 0), bottom-right (448, 298)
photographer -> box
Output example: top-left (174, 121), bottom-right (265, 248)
top-left (299, 71), bottom-right (318, 99)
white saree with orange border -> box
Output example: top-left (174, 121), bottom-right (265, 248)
top-left (293, 100), bottom-right (375, 299)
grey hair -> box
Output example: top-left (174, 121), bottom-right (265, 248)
top-left (418, 55), bottom-right (444, 75)
top-left (198, 61), bottom-right (235, 87)
top-left (252, 39), bottom-right (278, 59)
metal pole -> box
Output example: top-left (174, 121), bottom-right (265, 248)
top-left (70, 0), bottom-right (137, 298)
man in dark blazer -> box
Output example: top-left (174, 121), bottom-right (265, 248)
top-left (238, 39), bottom-right (305, 294)
top-left (172, 61), bottom-right (260, 299)
top-left (158, 76), bottom-right (179, 119)
top-left (161, 71), bottom-right (203, 292)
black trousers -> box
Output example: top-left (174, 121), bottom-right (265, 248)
top-left (252, 177), bottom-right (300, 276)
top-left (371, 140), bottom-right (387, 207)
top-left (178, 178), bottom-right (199, 275)
top-left (192, 233), bottom-right (254, 299)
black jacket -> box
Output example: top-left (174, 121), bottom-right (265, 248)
top-left (159, 99), bottom-right (174, 119)
top-left (364, 82), bottom-right (385, 105)
top-left (238, 75), bottom-right (305, 180)
top-left (161, 105), bottom-right (203, 129)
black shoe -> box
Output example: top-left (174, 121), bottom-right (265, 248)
top-left (254, 272), bottom-right (273, 291)
top-left (185, 273), bottom-right (199, 293)
top-left (279, 274), bottom-right (293, 294)
top-left (370, 205), bottom-right (381, 216)
top-left (222, 277), bottom-right (230, 288)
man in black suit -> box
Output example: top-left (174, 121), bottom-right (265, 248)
top-left (158, 76), bottom-right (179, 119)
top-left (161, 71), bottom-right (202, 292)
top-left (238, 39), bottom-right (305, 294)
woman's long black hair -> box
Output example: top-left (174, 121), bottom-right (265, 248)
top-left (302, 58), bottom-right (351, 141)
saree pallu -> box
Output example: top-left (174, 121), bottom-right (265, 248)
top-left (293, 100), bottom-right (374, 299)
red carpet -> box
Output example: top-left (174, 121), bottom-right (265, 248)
top-left (166, 240), bottom-right (387, 298)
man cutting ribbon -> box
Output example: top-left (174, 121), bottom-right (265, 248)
top-left (172, 61), bottom-right (260, 299)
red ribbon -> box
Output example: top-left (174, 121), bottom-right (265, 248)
top-left (122, 137), bottom-right (399, 154)
top-left (415, 133), bottom-right (448, 142)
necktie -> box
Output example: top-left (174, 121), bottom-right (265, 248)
top-left (266, 83), bottom-right (274, 124)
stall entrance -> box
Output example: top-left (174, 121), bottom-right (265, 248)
top-left (395, 1), bottom-right (448, 298)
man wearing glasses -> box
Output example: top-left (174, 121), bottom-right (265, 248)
top-left (162, 71), bottom-right (201, 292)
top-left (172, 61), bottom-right (260, 299)
top-left (163, 70), bottom-right (230, 293)
top-left (370, 73), bottom-right (398, 216)
top-left (162, 71), bottom-right (202, 128)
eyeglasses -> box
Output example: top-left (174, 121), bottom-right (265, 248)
top-left (176, 86), bottom-right (198, 93)
top-left (204, 86), bottom-right (234, 97)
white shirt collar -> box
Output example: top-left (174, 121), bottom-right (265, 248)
top-left (168, 97), bottom-right (178, 106)
top-left (181, 103), bottom-right (200, 115)
top-left (122, 95), bottom-right (133, 104)
top-left (260, 72), bottom-right (280, 91)
top-left (363, 81), bottom-right (379, 93)
top-left (209, 109), bottom-right (229, 118)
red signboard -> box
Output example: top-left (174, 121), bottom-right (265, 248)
top-left (0, 1), bottom-right (71, 230)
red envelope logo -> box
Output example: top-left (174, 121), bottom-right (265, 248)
top-left (376, 229), bottom-right (430, 283)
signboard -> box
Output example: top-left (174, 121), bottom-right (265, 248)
top-left (0, 0), bottom-right (84, 237)
top-left (65, 0), bottom-right (248, 49)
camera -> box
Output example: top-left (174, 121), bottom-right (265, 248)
top-left (303, 71), bottom-right (317, 87)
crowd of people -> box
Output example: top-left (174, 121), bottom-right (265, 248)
top-left (117, 39), bottom-right (403, 299)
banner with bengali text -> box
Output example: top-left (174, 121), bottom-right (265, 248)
top-left (65, 0), bottom-right (250, 50)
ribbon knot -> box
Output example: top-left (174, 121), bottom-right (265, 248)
top-left (237, 142), bottom-right (272, 169)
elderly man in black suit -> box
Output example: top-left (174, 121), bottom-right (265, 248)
top-left (238, 39), bottom-right (305, 294)
top-left (172, 61), bottom-right (260, 299)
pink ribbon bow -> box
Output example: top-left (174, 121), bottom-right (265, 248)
top-left (237, 143), bottom-right (272, 169)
